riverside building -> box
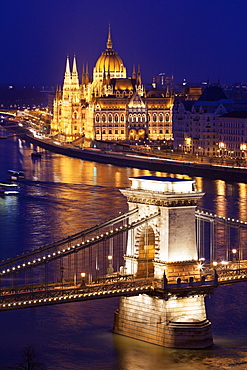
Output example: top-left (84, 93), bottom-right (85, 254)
top-left (51, 28), bottom-right (173, 144)
top-left (173, 85), bottom-right (247, 158)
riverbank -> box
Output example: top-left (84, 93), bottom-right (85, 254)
top-left (2, 121), bottom-right (247, 183)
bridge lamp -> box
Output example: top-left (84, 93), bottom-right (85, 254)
top-left (212, 261), bottom-right (218, 267)
top-left (198, 258), bottom-right (205, 270)
top-left (81, 272), bottom-right (86, 287)
top-left (107, 255), bottom-right (114, 275)
top-left (232, 249), bottom-right (238, 262)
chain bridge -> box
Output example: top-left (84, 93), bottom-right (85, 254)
top-left (1, 176), bottom-right (247, 348)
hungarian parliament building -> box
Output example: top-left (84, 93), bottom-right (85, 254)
top-left (51, 28), bottom-right (173, 143)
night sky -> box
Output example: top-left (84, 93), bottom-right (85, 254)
top-left (1, 0), bottom-right (247, 86)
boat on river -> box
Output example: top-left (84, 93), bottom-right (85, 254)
top-left (7, 170), bottom-right (25, 181)
top-left (0, 181), bottom-right (19, 195)
top-left (31, 151), bottom-right (42, 158)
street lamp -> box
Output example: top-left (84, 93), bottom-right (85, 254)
top-left (232, 248), bottom-right (237, 262)
top-left (232, 249), bottom-right (240, 271)
top-left (107, 255), bottom-right (114, 275)
top-left (81, 272), bottom-right (86, 286)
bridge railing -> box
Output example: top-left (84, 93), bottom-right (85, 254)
top-left (0, 210), bottom-right (160, 297)
top-left (196, 209), bottom-right (247, 263)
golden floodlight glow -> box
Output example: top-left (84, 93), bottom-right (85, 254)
top-left (221, 261), bottom-right (228, 266)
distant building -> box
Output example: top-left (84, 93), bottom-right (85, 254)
top-left (51, 28), bottom-right (173, 143)
top-left (152, 73), bottom-right (173, 89)
top-left (173, 85), bottom-right (247, 158)
top-left (173, 85), bottom-right (228, 156)
top-left (218, 111), bottom-right (247, 159)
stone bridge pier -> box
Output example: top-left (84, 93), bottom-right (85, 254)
top-left (113, 176), bottom-right (213, 349)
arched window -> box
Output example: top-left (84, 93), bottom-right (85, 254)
top-left (166, 114), bottom-right (169, 122)
top-left (153, 114), bottom-right (157, 122)
top-left (95, 114), bottom-right (100, 123)
top-left (108, 114), bottom-right (112, 122)
top-left (159, 114), bottom-right (163, 122)
top-left (73, 111), bottom-right (78, 119)
top-left (138, 114), bottom-right (142, 122)
top-left (114, 114), bottom-right (119, 122)
top-left (121, 114), bottom-right (125, 122)
top-left (147, 114), bottom-right (150, 122)
top-left (102, 114), bottom-right (106, 123)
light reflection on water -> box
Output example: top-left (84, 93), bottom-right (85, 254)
top-left (1, 134), bottom-right (247, 368)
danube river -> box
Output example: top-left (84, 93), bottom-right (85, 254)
top-left (1, 130), bottom-right (247, 369)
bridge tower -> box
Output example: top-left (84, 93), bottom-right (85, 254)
top-left (114, 176), bottom-right (213, 348)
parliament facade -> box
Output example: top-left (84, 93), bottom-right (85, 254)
top-left (51, 28), bottom-right (173, 143)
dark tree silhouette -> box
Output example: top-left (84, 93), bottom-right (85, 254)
top-left (9, 345), bottom-right (46, 370)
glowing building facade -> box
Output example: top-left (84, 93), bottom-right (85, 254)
top-left (51, 28), bottom-right (173, 143)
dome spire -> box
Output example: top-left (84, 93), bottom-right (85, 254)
top-left (106, 24), bottom-right (113, 49)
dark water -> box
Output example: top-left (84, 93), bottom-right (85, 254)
top-left (1, 131), bottom-right (247, 369)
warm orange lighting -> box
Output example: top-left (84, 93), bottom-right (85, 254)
top-left (108, 255), bottom-right (113, 261)
top-left (221, 261), bottom-right (228, 266)
top-left (81, 272), bottom-right (86, 278)
top-left (212, 261), bottom-right (218, 267)
top-left (232, 249), bottom-right (237, 254)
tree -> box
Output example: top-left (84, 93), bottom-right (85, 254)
top-left (9, 345), bottom-right (46, 370)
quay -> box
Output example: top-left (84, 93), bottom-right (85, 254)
top-left (2, 120), bottom-right (247, 183)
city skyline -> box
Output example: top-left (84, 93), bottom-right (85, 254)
top-left (1, 0), bottom-right (247, 86)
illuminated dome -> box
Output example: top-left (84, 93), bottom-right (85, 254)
top-left (93, 27), bottom-right (126, 81)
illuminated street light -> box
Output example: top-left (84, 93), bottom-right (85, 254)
top-left (232, 249), bottom-right (240, 271)
top-left (81, 272), bottom-right (86, 286)
top-left (107, 255), bottom-right (114, 275)
top-left (232, 248), bottom-right (237, 262)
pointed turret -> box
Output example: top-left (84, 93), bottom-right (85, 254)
top-left (85, 63), bottom-right (89, 85)
top-left (63, 55), bottom-right (71, 87)
top-left (71, 55), bottom-right (79, 89)
top-left (82, 64), bottom-right (85, 85)
top-left (106, 24), bottom-right (113, 49)
top-left (132, 65), bottom-right (136, 79)
top-left (137, 64), bottom-right (142, 86)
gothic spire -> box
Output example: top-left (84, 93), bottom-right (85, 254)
top-left (71, 55), bottom-right (79, 88)
top-left (63, 55), bottom-right (71, 87)
top-left (132, 64), bottom-right (136, 79)
top-left (137, 64), bottom-right (142, 86)
top-left (85, 63), bottom-right (89, 85)
top-left (82, 64), bottom-right (85, 85)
